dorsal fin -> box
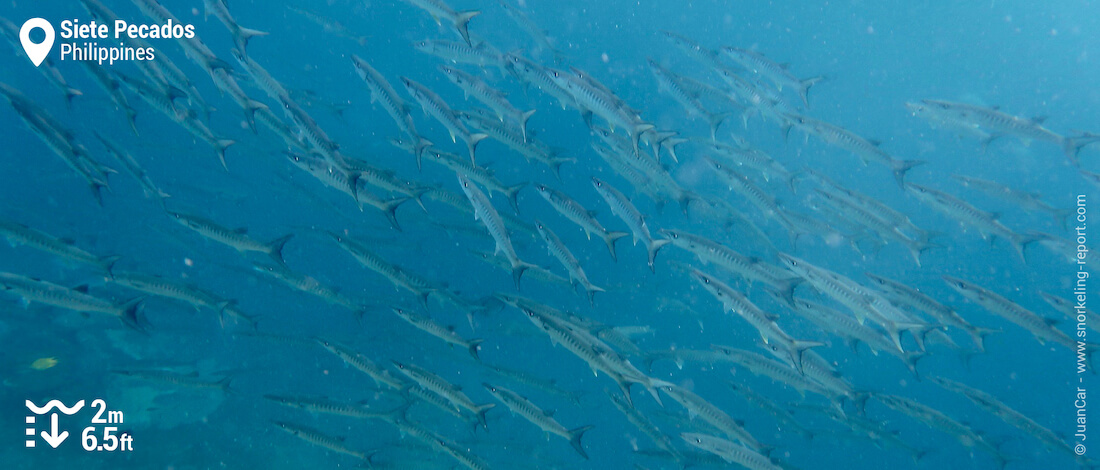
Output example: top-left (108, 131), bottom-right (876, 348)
top-left (1032, 115), bottom-right (1048, 124)
top-left (73, 284), bottom-right (90, 294)
top-left (234, 227), bottom-right (248, 234)
top-left (867, 139), bottom-right (882, 147)
top-left (59, 237), bottom-right (76, 244)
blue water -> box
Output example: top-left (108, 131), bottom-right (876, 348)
top-left (1, 0), bottom-right (1098, 468)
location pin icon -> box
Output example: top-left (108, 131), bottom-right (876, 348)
top-left (19, 18), bottom-right (54, 67)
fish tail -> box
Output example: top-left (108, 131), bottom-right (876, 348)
top-left (584, 283), bottom-right (605, 305)
top-left (1064, 132), bottom-right (1100, 165)
top-left (646, 239), bottom-right (672, 272)
top-left (791, 340), bottom-right (827, 372)
top-left (677, 191), bottom-right (701, 218)
top-left (125, 106), bottom-right (140, 136)
top-left (799, 75), bottom-right (827, 109)
top-left (706, 112), bottom-right (730, 142)
top-left (99, 255), bottom-right (123, 278)
top-left (568, 425), bottom-right (594, 459)
top-left (968, 327), bottom-right (1000, 353)
top-left (504, 183), bottom-right (526, 215)
top-left (416, 290), bottom-right (432, 309)
top-left (467, 339), bottom-right (484, 361)
top-left (409, 187), bottom-right (433, 213)
top-left (892, 159), bottom-right (925, 187)
top-left (1012, 232), bottom-right (1042, 264)
top-left (64, 87), bottom-right (83, 109)
top-left (773, 276), bottom-right (803, 307)
top-left (467, 133), bottom-right (489, 165)
top-left (217, 376), bottom-right (234, 395)
top-left (412, 136), bottom-right (433, 171)
top-left (214, 139), bottom-right (235, 171)
top-left (235, 27), bottom-right (269, 53)
top-left (630, 123), bottom-right (656, 156)
top-left (519, 109), bottom-right (536, 143)
top-left (474, 402), bottom-right (494, 430)
top-left (244, 99), bottom-right (267, 134)
top-left (380, 196), bottom-right (412, 231)
top-left (453, 10), bottom-right (481, 46)
top-left (89, 180), bottom-right (108, 207)
top-left (267, 234), bottom-right (295, 266)
top-left (511, 261), bottom-right (536, 291)
top-left (120, 297), bottom-right (147, 334)
top-left (906, 238), bottom-right (940, 267)
top-left (661, 137), bottom-right (687, 163)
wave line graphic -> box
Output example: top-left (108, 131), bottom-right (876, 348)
top-left (25, 400), bottom-right (85, 415)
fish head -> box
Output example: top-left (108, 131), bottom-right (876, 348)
top-left (657, 228), bottom-right (679, 241)
top-left (438, 65), bottom-right (461, 83)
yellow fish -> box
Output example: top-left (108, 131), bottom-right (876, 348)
top-left (30, 357), bottom-right (58, 370)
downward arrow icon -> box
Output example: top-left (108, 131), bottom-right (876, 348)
top-left (40, 413), bottom-right (68, 448)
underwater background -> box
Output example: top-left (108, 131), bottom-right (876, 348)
top-left (0, 0), bottom-right (1098, 468)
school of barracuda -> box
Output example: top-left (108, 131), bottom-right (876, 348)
top-left (2, 0), bottom-right (1099, 468)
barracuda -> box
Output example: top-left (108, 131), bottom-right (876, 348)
top-left (534, 220), bottom-right (604, 304)
top-left (550, 68), bottom-right (654, 156)
top-left (351, 55), bottom-right (427, 165)
top-left (418, 142), bottom-right (524, 213)
top-left (252, 263), bottom-right (371, 316)
top-left (721, 47), bottom-right (825, 108)
top-left (943, 276), bottom-right (1082, 353)
top-left (866, 273), bottom-right (997, 352)
top-left (785, 113), bottom-right (923, 185)
top-left (439, 65), bottom-right (535, 141)
top-left (327, 231), bottom-right (437, 306)
top-left (93, 131), bottom-right (168, 201)
top-left (167, 212), bottom-right (292, 266)
top-left (591, 177), bottom-right (670, 272)
top-left (0, 218), bottom-right (119, 274)
top-left (534, 184), bottom-right (627, 260)
top-left (483, 382), bottom-right (593, 459)
top-left (273, 421), bottom-right (370, 461)
top-left (0, 272), bottom-right (143, 330)
top-left (79, 61), bottom-right (138, 135)
top-left (391, 360), bottom-right (494, 429)
top-left (607, 391), bottom-right (682, 461)
top-left (402, 77), bottom-right (488, 164)
top-left (399, 0), bottom-right (480, 46)
top-left (286, 151), bottom-right (411, 230)
top-left (458, 110), bottom-right (573, 177)
top-left (919, 99), bottom-right (1100, 162)
top-left (391, 307), bottom-right (483, 360)
top-left (502, 53), bottom-right (576, 110)
top-left (905, 183), bottom-right (1037, 262)
top-left (202, 0), bottom-right (267, 53)
top-left (458, 174), bottom-right (534, 289)
top-left (690, 268), bottom-right (823, 372)
top-left (680, 432), bottom-right (782, 470)
top-left (314, 338), bottom-right (406, 390)
top-left (659, 384), bottom-right (767, 452)
top-left (661, 229), bottom-right (800, 304)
